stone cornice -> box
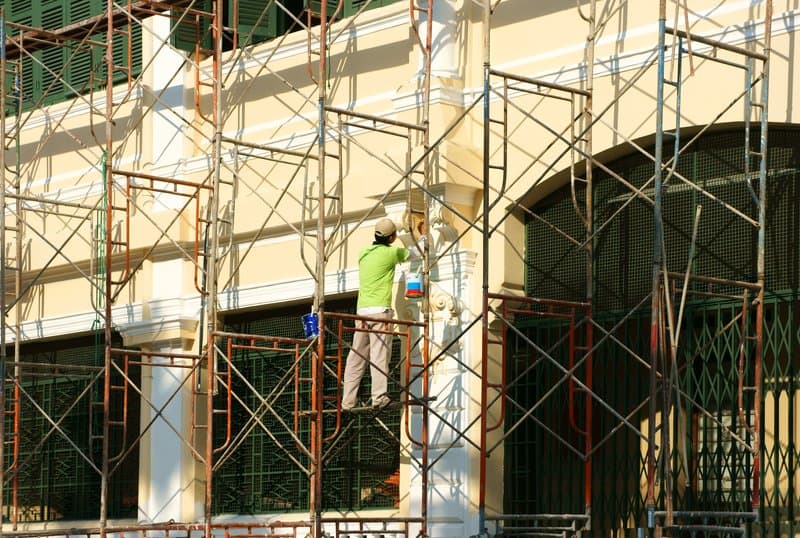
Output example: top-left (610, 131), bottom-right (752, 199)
top-left (118, 316), bottom-right (199, 349)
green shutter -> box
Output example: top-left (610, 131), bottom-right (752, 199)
top-left (6, 0), bottom-right (141, 109)
top-left (170, 0), bottom-right (213, 53)
top-left (343, 0), bottom-right (395, 17)
top-left (6, 5), bottom-right (31, 108)
top-left (129, 22), bottom-right (143, 79)
top-left (111, 23), bottom-right (142, 85)
top-left (38, 3), bottom-right (66, 104)
top-left (64, 0), bottom-right (102, 97)
top-left (8, 0), bottom-right (31, 19)
top-left (64, 39), bottom-right (102, 98)
top-left (234, 0), bottom-right (285, 46)
top-left (307, 0), bottom-right (399, 19)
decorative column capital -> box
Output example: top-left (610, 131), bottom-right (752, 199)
top-left (371, 184), bottom-right (479, 249)
top-left (116, 297), bottom-right (200, 351)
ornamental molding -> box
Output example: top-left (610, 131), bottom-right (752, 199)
top-left (9, 249), bottom-right (475, 343)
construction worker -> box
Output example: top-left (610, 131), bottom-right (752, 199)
top-left (342, 217), bottom-right (424, 410)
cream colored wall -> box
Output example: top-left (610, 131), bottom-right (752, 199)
top-left (8, 0), bottom-right (799, 319)
top-left (762, 386), bottom-right (800, 504)
top-left (7, 0), bottom-right (797, 315)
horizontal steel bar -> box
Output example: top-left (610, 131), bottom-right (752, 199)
top-left (489, 292), bottom-right (591, 310)
top-left (325, 105), bottom-right (427, 132)
top-left (325, 517), bottom-right (424, 523)
top-left (4, 361), bottom-right (103, 372)
top-left (222, 135), bottom-right (323, 160)
top-left (682, 48), bottom-right (751, 71)
top-left (212, 330), bottom-right (309, 346)
top-left (490, 69), bottom-right (591, 97)
top-left (112, 168), bottom-right (213, 190)
top-left (487, 514), bottom-right (590, 522)
top-left (662, 525), bottom-right (745, 534)
top-left (655, 510), bottom-right (757, 520)
top-left (325, 311), bottom-right (426, 327)
top-left (501, 85), bottom-right (574, 103)
top-left (665, 271), bottom-right (762, 291)
top-left (339, 120), bottom-right (415, 139)
top-left (4, 191), bottom-right (98, 210)
top-left (666, 26), bottom-right (768, 61)
top-left (494, 527), bottom-right (573, 532)
top-left (110, 347), bottom-right (201, 360)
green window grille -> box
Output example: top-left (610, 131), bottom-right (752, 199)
top-left (3, 0), bottom-right (142, 112)
top-left (519, 127), bottom-right (800, 536)
top-left (212, 297), bottom-right (402, 514)
top-left (2, 334), bottom-right (140, 522)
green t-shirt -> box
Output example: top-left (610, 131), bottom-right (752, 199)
top-left (357, 244), bottom-right (409, 308)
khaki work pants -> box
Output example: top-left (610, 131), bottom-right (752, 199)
top-left (341, 309), bottom-right (393, 409)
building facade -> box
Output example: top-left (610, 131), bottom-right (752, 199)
top-left (1, 0), bottom-right (800, 536)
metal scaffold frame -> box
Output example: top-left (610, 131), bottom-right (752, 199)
top-left (0, 0), bottom-right (447, 536)
top-left (0, 0), bottom-right (781, 536)
top-left (473, 0), bottom-right (773, 536)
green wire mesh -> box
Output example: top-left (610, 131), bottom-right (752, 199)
top-left (212, 297), bottom-right (402, 514)
top-left (2, 334), bottom-right (139, 522)
top-left (519, 128), bottom-right (800, 536)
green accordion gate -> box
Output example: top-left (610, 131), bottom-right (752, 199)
top-left (514, 127), bottom-right (800, 536)
top-left (212, 298), bottom-right (402, 515)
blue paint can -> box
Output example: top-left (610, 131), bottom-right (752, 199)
top-left (301, 312), bottom-right (319, 338)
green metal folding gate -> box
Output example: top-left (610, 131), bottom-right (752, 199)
top-left (515, 127), bottom-right (800, 536)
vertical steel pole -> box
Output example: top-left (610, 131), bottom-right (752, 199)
top-left (100, 0), bottom-right (116, 535)
top-left (419, 1), bottom-right (433, 536)
top-left (479, 0), bottom-right (491, 534)
top-left (646, 0), bottom-right (668, 527)
top-left (583, 0), bottom-right (596, 525)
top-left (311, 2), bottom-right (329, 536)
top-left (206, 0), bottom-right (225, 534)
top-left (102, 0), bottom-right (120, 533)
top-left (0, 19), bottom-right (20, 532)
top-left (204, 331), bottom-right (215, 537)
top-left (11, 49), bottom-right (20, 534)
top-left (0, 14), bottom-right (7, 535)
top-left (753, 0), bottom-right (772, 515)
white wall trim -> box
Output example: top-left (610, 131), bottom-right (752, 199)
top-left (10, 86), bottom-right (143, 133)
top-left (10, 250), bottom-right (475, 342)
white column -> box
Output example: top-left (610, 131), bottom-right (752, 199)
top-left (121, 258), bottom-right (201, 523)
top-left (417, 0), bottom-right (459, 78)
top-left (414, 251), bottom-right (477, 538)
top-left (151, 15), bottom-right (186, 170)
top-left (149, 13), bottom-right (188, 211)
top-left (384, 186), bottom-right (479, 537)
top-left (143, 345), bottom-right (197, 523)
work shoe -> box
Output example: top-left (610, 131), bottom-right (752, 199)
top-left (372, 395), bottom-right (392, 409)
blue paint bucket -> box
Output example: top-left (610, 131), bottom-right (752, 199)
top-left (405, 272), bottom-right (423, 299)
top-left (301, 312), bottom-right (319, 338)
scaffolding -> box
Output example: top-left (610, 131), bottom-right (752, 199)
top-left (0, 0), bottom-right (782, 537)
top-left (476, 1), bottom-right (772, 536)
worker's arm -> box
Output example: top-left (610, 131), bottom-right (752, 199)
top-left (404, 221), bottom-right (426, 261)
